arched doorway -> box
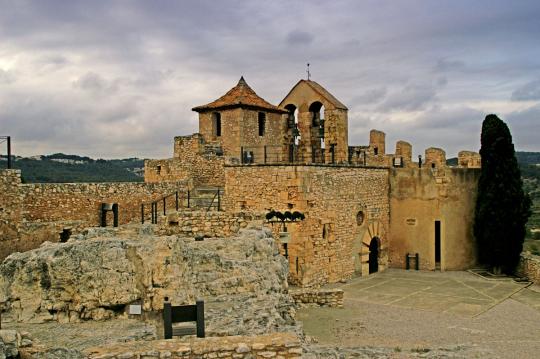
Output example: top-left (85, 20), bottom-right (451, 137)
top-left (369, 237), bottom-right (379, 274)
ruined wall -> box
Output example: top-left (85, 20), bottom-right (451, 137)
top-left (424, 147), bottom-right (446, 168)
top-left (145, 134), bottom-right (225, 187)
top-left (21, 181), bottom-right (186, 226)
top-left (0, 170), bottom-right (23, 241)
top-left (458, 150), bottom-right (481, 168)
top-left (223, 165), bottom-right (389, 286)
top-left (290, 288), bottom-right (344, 308)
top-left (158, 210), bottom-right (260, 238)
top-left (84, 333), bottom-right (302, 359)
top-left (517, 253), bottom-right (540, 283)
top-left (389, 167), bottom-right (480, 270)
top-left (369, 130), bottom-right (386, 155)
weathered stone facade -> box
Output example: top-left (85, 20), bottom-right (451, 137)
top-left (0, 170), bottom-right (23, 242)
top-left (0, 170), bottom-right (187, 259)
top-left (223, 164), bottom-right (390, 286)
top-left (158, 210), bottom-right (257, 238)
top-left (145, 134), bottom-right (225, 187)
top-left (290, 288), bottom-right (344, 308)
top-left (389, 167), bottom-right (480, 270)
top-left (517, 253), bottom-right (540, 283)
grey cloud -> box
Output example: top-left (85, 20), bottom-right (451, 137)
top-left (73, 72), bottom-right (118, 94)
top-left (377, 85), bottom-right (437, 112)
top-left (0, 0), bottom-right (539, 158)
top-left (435, 59), bottom-right (466, 72)
top-left (511, 79), bottom-right (540, 101)
top-left (350, 88), bottom-right (387, 105)
top-left (506, 105), bottom-right (540, 151)
top-left (0, 69), bottom-right (16, 84)
top-left (286, 30), bottom-right (314, 45)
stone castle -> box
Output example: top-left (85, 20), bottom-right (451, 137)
top-left (142, 76), bottom-right (482, 286)
top-left (0, 76), bottom-right (485, 287)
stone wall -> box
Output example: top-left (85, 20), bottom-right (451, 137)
top-left (290, 288), bottom-right (344, 308)
top-left (0, 170), bottom-right (23, 242)
top-left (517, 253), bottom-right (540, 283)
top-left (84, 333), bottom-right (302, 359)
top-left (21, 181), bottom-right (186, 226)
top-left (389, 167), bottom-right (480, 270)
top-left (424, 147), bottom-right (446, 168)
top-left (158, 210), bottom-right (260, 238)
top-left (145, 134), bottom-right (225, 187)
top-left (458, 150), bottom-right (481, 168)
top-left (223, 164), bottom-right (390, 286)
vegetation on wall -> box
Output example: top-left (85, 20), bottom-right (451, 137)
top-left (473, 114), bottom-right (532, 273)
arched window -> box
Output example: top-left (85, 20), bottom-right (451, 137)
top-left (212, 112), bottom-right (221, 137)
top-left (309, 101), bottom-right (324, 127)
top-left (258, 112), bottom-right (266, 136)
top-left (356, 211), bottom-right (365, 226)
top-left (285, 104), bottom-right (297, 129)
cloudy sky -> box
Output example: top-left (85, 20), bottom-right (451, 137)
top-left (1, 0), bottom-right (539, 159)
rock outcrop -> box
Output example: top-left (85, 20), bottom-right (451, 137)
top-left (0, 226), bottom-right (296, 336)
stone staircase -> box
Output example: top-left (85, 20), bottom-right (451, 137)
top-left (187, 186), bottom-right (223, 211)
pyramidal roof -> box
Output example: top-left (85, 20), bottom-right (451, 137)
top-left (192, 77), bottom-right (287, 113)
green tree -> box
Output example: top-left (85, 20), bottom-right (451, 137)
top-left (474, 114), bottom-right (531, 273)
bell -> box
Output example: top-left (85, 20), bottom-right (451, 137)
top-left (292, 126), bottom-right (300, 138)
top-left (318, 120), bottom-right (325, 138)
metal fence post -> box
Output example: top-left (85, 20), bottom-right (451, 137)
top-left (175, 191), bottom-right (179, 211)
top-left (264, 145), bottom-right (267, 164)
top-left (163, 197), bottom-right (166, 216)
top-left (196, 300), bottom-right (205, 338)
top-left (7, 136), bottom-right (11, 169)
top-left (141, 204), bottom-right (145, 224)
top-left (217, 189), bottom-right (221, 211)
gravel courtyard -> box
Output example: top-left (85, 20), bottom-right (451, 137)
top-left (298, 269), bottom-right (540, 358)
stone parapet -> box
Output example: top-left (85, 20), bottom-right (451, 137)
top-left (290, 288), bottom-right (344, 308)
top-left (517, 253), bottom-right (540, 283)
top-left (84, 333), bottom-right (302, 359)
top-left (159, 210), bottom-right (260, 238)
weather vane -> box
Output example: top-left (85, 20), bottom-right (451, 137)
top-left (306, 63), bottom-right (311, 80)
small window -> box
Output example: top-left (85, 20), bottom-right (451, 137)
top-left (213, 112), bottom-right (221, 137)
top-left (258, 112), bottom-right (266, 136)
top-left (431, 163), bottom-right (436, 168)
top-left (373, 147), bottom-right (378, 155)
top-left (356, 211), bottom-right (365, 226)
top-left (157, 165), bottom-right (162, 175)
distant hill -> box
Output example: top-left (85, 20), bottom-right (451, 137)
top-left (0, 153), bottom-right (145, 183)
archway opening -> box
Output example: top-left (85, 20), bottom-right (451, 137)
top-left (285, 104), bottom-right (299, 146)
top-left (369, 237), bottom-right (379, 274)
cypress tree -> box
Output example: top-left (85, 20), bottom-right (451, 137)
top-left (474, 114), bottom-right (531, 273)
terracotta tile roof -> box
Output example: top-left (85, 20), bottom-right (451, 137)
top-left (192, 77), bottom-right (287, 113)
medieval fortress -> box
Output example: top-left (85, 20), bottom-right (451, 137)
top-left (7, 76), bottom-right (540, 357)
top-left (1, 76), bottom-right (483, 285)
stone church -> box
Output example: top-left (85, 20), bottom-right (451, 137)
top-left (145, 77), bottom-right (481, 287)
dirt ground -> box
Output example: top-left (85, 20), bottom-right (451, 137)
top-left (298, 269), bottom-right (540, 359)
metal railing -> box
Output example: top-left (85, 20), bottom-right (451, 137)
top-left (141, 188), bottom-right (222, 224)
top-left (240, 144), bottom-right (335, 164)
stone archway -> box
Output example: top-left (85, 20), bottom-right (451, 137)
top-left (359, 220), bottom-right (386, 276)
